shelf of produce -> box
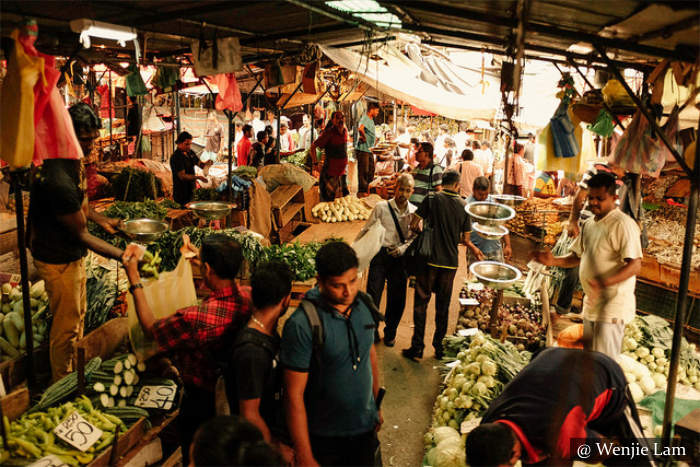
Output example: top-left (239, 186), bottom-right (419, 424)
top-left (293, 220), bottom-right (365, 244)
top-left (87, 416), bottom-right (151, 467)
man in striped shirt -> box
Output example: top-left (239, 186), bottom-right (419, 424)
top-left (409, 142), bottom-right (443, 206)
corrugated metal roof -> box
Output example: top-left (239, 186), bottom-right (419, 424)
top-left (0, 0), bottom-right (696, 64)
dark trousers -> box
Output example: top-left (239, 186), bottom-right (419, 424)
top-left (504, 183), bottom-right (523, 196)
top-left (411, 266), bottom-right (457, 353)
top-left (366, 249), bottom-right (408, 342)
top-left (311, 430), bottom-right (381, 466)
top-left (556, 265), bottom-right (579, 310)
top-left (176, 385), bottom-right (216, 464)
top-left (356, 150), bottom-right (375, 193)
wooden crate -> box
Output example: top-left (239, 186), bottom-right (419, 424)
top-left (659, 264), bottom-right (681, 289)
top-left (640, 255), bottom-right (660, 283)
top-left (0, 345), bottom-right (50, 393)
top-left (75, 317), bottom-right (130, 363)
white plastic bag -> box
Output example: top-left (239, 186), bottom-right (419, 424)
top-left (127, 256), bottom-right (198, 360)
top-left (352, 220), bottom-right (385, 272)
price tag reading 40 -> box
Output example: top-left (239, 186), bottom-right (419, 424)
top-left (135, 385), bottom-right (177, 410)
top-left (53, 411), bottom-right (103, 452)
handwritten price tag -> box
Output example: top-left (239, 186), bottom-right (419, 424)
top-left (28, 455), bottom-right (72, 467)
top-left (135, 384), bottom-right (177, 410)
top-left (53, 411), bottom-right (103, 452)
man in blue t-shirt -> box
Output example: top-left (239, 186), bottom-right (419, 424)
top-left (467, 176), bottom-right (512, 262)
top-left (354, 102), bottom-right (380, 196)
top-left (281, 242), bottom-right (382, 466)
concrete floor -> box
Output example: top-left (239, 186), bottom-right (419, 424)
top-left (374, 245), bottom-right (469, 467)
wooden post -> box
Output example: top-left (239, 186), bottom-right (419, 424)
top-left (10, 170), bottom-right (35, 394)
top-left (488, 290), bottom-right (504, 336)
top-left (109, 69), bottom-right (113, 146)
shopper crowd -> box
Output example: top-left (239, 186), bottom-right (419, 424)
top-left (31, 102), bottom-right (646, 466)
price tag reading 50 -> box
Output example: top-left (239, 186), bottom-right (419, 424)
top-left (28, 455), bottom-right (72, 467)
top-left (135, 385), bottom-right (177, 410)
top-left (53, 411), bottom-right (103, 452)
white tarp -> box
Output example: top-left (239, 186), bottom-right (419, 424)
top-left (320, 45), bottom-right (500, 121)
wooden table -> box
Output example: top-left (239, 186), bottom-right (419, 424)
top-left (293, 220), bottom-right (365, 244)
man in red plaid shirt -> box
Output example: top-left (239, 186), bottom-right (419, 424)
top-left (123, 234), bottom-right (251, 463)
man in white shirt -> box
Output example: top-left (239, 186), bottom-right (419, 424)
top-left (251, 111), bottom-right (265, 139)
top-left (358, 174), bottom-right (417, 346)
top-left (454, 124), bottom-right (468, 154)
top-left (265, 110), bottom-right (278, 138)
top-left (472, 140), bottom-right (492, 176)
top-left (297, 114), bottom-right (312, 150)
top-left (532, 172), bottom-right (642, 358)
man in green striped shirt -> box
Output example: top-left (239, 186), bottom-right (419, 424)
top-left (409, 142), bottom-right (443, 205)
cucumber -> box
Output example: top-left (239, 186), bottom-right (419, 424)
top-left (123, 370), bottom-right (135, 386)
top-left (0, 336), bottom-right (19, 358)
top-left (93, 382), bottom-right (106, 393)
top-left (109, 384), bottom-right (119, 396)
top-left (3, 315), bottom-right (19, 347)
top-left (117, 399), bottom-right (127, 408)
top-left (119, 386), bottom-right (128, 398)
top-left (127, 354), bottom-right (138, 367)
top-left (113, 374), bottom-right (122, 386)
top-left (136, 361), bottom-right (147, 372)
top-left (100, 393), bottom-right (111, 408)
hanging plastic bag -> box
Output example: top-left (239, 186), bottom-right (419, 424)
top-left (127, 256), bottom-right (198, 360)
top-left (207, 73), bottom-right (243, 112)
top-left (0, 29), bottom-right (45, 169)
top-left (611, 109), bottom-right (681, 177)
top-left (190, 36), bottom-right (242, 77)
top-left (126, 64), bottom-right (148, 97)
top-left (30, 35), bottom-right (83, 163)
top-left (352, 220), bottom-right (385, 272)
top-left (587, 109), bottom-right (615, 138)
top-left (550, 101), bottom-right (580, 158)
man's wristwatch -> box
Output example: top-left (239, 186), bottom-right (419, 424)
top-left (129, 283), bottom-right (143, 293)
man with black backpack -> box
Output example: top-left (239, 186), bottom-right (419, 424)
top-left (226, 261), bottom-right (295, 464)
top-left (281, 242), bottom-right (384, 467)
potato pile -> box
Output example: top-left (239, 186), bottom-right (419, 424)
top-left (312, 195), bottom-right (372, 223)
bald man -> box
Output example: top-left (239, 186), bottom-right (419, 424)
top-left (357, 174), bottom-right (417, 345)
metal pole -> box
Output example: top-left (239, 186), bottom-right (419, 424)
top-left (594, 44), bottom-right (691, 176)
top-left (10, 170), bottom-right (35, 393)
top-left (108, 69), bottom-right (113, 146)
top-left (502, 134), bottom-right (511, 194)
top-left (661, 118), bottom-right (700, 448)
top-left (175, 90), bottom-right (181, 136)
top-left (393, 100), bottom-right (397, 134)
top-left (226, 110), bottom-right (233, 204)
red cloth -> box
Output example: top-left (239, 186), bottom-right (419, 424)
top-left (237, 136), bottom-right (252, 167)
top-left (495, 420), bottom-right (545, 464)
top-left (150, 284), bottom-right (251, 389)
top-left (16, 32), bottom-right (82, 165)
top-left (208, 73), bottom-right (243, 112)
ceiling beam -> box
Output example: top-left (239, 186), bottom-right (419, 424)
top-left (632, 15), bottom-right (699, 43)
top-left (240, 23), bottom-right (352, 46)
top-left (394, 1), bottom-right (697, 62)
top-left (407, 25), bottom-right (655, 71)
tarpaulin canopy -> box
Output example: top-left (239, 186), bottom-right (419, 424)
top-left (320, 44), bottom-right (500, 121)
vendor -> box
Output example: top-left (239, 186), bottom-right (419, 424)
top-left (29, 103), bottom-right (125, 381)
top-left (466, 348), bottom-right (651, 466)
top-left (122, 235), bottom-right (251, 464)
top-left (310, 110), bottom-right (350, 202)
top-left (532, 172), bottom-right (642, 358)
top-left (467, 176), bottom-right (512, 262)
top-left (170, 131), bottom-right (211, 206)
top-left (354, 102), bottom-right (380, 196)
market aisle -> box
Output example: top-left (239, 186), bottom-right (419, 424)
top-left (376, 245), bottom-right (468, 466)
